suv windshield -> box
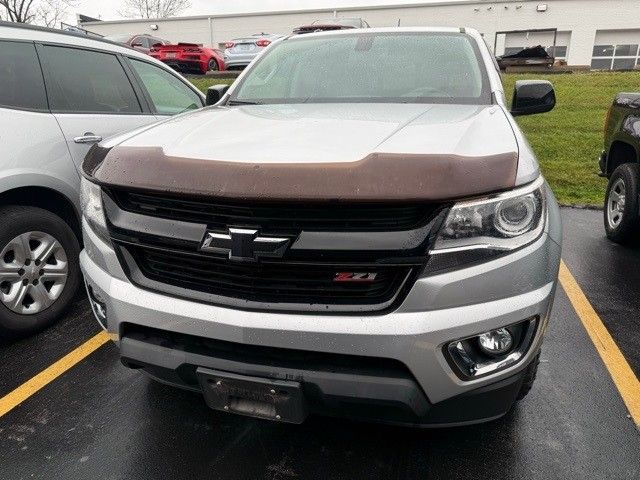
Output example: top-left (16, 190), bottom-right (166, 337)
top-left (312, 18), bottom-right (361, 27)
top-left (232, 32), bottom-right (491, 105)
top-left (105, 34), bottom-right (133, 43)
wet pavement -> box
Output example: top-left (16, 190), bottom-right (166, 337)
top-left (0, 207), bottom-right (639, 480)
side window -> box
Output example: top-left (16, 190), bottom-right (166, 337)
top-left (129, 59), bottom-right (203, 115)
top-left (40, 45), bottom-right (142, 114)
top-left (0, 40), bottom-right (47, 110)
top-left (134, 37), bottom-right (150, 48)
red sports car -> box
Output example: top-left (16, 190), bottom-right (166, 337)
top-left (150, 43), bottom-right (225, 74)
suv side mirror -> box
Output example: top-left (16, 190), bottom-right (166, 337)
top-left (511, 80), bottom-right (556, 116)
top-left (206, 84), bottom-right (231, 106)
top-left (131, 42), bottom-right (143, 47)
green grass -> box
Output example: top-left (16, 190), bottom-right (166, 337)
top-left (188, 76), bottom-right (236, 92)
top-left (503, 72), bottom-right (640, 206)
top-left (191, 72), bottom-right (640, 206)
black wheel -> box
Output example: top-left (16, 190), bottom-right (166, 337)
top-left (604, 163), bottom-right (640, 244)
top-left (516, 353), bottom-right (539, 401)
top-left (207, 58), bottom-right (219, 72)
top-left (0, 206), bottom-right (80, 339)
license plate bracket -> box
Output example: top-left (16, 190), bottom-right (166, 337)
top-left (196, 367), bottom-right (308, 424)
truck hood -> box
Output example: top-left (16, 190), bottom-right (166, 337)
top-left (86, 103), bottom-right (520, 202)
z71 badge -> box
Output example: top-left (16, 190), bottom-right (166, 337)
top-left (333, 272), bottom-right (378, 282)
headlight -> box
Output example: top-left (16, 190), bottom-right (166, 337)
top-left (80, 177), bottom-right (109, 242)
top-left (428, 177), bottom-right (546, 269)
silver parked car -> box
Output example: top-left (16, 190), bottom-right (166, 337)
top-left (0, 21), bottom-right (205, 338)
top-left (81, 28), bottom-right (561, 426)
top-left (223, 33), bottom-right (283, 69)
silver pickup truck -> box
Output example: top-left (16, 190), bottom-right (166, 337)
top-left (80, 27), bottom-right (562, 427)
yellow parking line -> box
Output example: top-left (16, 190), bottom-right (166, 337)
top-left (559, 260), bottom-right (640, 428)
top-left (0, 331), bottom-right (110, 418)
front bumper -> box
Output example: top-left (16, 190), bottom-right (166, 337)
top-left (599, 150), bottom-right (608, 177)
top-left (81, 190), bottom-right (561, 425)
top-left (160, 59), bottom-right (207, 73)
top-left (223, 52), bottom-right (258, 69)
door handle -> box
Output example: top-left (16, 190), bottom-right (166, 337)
top-left (73, 133), bottom-right (103, 144)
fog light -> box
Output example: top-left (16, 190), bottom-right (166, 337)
top-left (445, 318), bottom-right (538, 380)
top-left (478, 328), bottom-right (513, 356)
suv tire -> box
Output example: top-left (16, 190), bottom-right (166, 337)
top-left (0, 206), bottom-right (80, 339)
top-left (604, 163), bottom-right (640, 244)
top-left (516, 353), bottom-right (540, 401)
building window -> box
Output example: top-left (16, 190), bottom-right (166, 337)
top-left (503, 47), bottom-right (523, 56)
top-left (615, 44), bottom-right (638, 56)
top-left (592, 43), bottom-right (639, 70)
top-left (546, 46), bottom-right (567, 58)
top-left (591, 58), bottom-right (613, 70)
top-left (593, 45), bottom-right (614, 57)
top-left (613, 58), bottom-right (636, 70)
top-left (502, 45), bottom-right (567, 60)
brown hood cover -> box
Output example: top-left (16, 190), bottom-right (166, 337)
top-left (86, 146), bottom-right (518, 202)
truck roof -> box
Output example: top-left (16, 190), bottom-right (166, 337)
top-left (286, 26), bottom-right (479, 39)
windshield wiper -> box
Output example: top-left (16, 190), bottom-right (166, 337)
top-left (228, 99), bottom-right (262, 106)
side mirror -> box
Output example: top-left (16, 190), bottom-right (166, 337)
top-left (206, 84), bottom-right (231, 106)
top-left (131, 42), bottom-right (143, 47)
top-left (511, 80), bottom-right (556, 116)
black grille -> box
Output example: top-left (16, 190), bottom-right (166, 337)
top-left (124, 245), bottom-right (411, 306)
top-left (109, 189), bottom-right (437, 233)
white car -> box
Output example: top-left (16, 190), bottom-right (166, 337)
top-left (0, 21), bottom-right (205, 338)
top-left (223, 33), bottom-right (284, 69)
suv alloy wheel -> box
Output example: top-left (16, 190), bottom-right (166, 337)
top-left (0, 206), bottom-right (80, 338)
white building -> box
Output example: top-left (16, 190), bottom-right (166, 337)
top-left (79, 0), bottom-right (640, 69)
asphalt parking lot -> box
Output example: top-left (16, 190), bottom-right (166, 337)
top-left (0, 207), bottom-right (638, 480)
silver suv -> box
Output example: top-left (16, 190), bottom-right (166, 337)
top-left (0, 22), bottom-right (205, 338)
top-left (81, 28), bottom-right (562, 426)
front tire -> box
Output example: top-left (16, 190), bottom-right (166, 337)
top-left (0, 206), bottom-right (80, 339)
top-left (604, 163), bottom-right (640, 244)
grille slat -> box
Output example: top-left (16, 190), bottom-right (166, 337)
top-left (127, 245), bottom-right (409, 305)
top-left (146, 261), bottom-right (391, 293)
top-left (111, 190), bottom-right (436, 232)
top-left (144, 255), bottom-right (390, 290)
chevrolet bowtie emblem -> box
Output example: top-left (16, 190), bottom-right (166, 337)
top-left (200, 228), bottom-right (290, 262)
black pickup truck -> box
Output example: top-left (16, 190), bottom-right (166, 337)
top-left (600, 93), bottom-right (640, 244)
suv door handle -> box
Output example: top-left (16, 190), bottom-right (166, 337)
top-left (73, 133), bottom-right (102, 144)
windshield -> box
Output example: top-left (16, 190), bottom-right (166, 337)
top-left (312, 18), bottom-right (360, 27)
top-left (232, 32), bottom-right (491, 105)
top-left (105, 34), bottom-right (133, 43)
